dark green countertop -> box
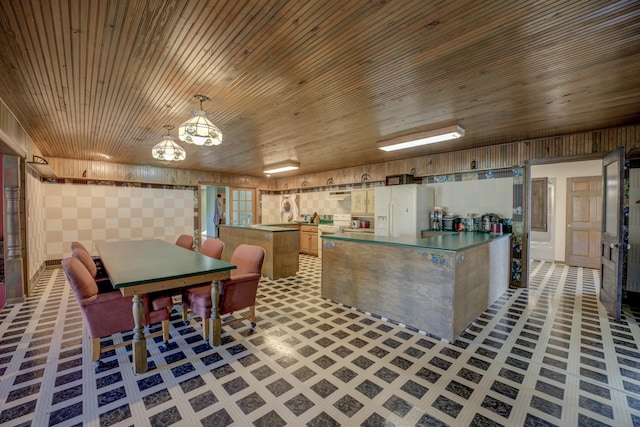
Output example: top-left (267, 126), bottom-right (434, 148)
top-left (322, 231), bottom-right (511, 251)
top-left (260, 222), bottom-right (319, 227)
top-left (218, 224), bottom-right (300, 232)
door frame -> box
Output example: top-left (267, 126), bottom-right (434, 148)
top-left (525, 153), bottom-right (606, 288)
top-left (198, 183), bottom-right (259, 242)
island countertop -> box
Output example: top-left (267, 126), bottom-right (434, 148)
top-left (219, 224), bottom-right (301, 232)
top-left (322, 231), bottom-right (510, 252)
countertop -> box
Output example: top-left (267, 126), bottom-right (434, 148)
top-left (322, 231), bottom-right (511, 251)
top-left (218, 224), bottom-right (301, 232)
top-left (260, 222), bottom-right (319, 227)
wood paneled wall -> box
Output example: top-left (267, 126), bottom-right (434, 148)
top-left (46, 158), bottom-right (267, 188)
top-left (273, 125), bottom-right (640, 190)
top-left (32, 124), bottom-right (640, 190)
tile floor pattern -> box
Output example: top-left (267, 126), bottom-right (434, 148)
top-left (1, 257), bottom-right (640, 426)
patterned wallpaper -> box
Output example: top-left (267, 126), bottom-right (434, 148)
top-left (26, 168), bottom-right (46, 287)
top-left (41, 182), bottom-right (195, 262)
top-left (261, 190), bottom-right (351, 224)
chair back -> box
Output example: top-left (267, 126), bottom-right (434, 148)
top-left (200, 238), bottom-right (224, 260)
top-left (175, 234), bottom-right (194, 250)
top-left (72, 246), bottom-right (98, 278)
top-left (230, 244), bottom-right (265, 276)
top-left (63, 257), bottom-right (99, 301)
top-left (71, 241), bottom-right (89, 252)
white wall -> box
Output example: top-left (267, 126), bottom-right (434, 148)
top-left (531, 160), bottom-right (602, 262)
top-left (26, 169), bottom-right (47, 283)
top-left (431, 178), bottom-right (514, 219)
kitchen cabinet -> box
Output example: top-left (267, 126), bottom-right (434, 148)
top-left (351, 189), bottom-right (375, 216)
top-left (300, 225), bottom-right (318, 256)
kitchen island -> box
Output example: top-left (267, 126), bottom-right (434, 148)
top-left (321, 231), bottom-right (511, 341)
top-left (218, 224), bottom-right (300, 279)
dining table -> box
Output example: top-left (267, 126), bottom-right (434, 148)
top-left (96, 239), bottom-right (236, 374)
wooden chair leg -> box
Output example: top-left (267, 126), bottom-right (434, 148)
top-left (161, 319), bottom-right (169, 343)
top-left (92, 337), bottom-right (101, 362)
top-left (249, 305), bottom-right (256, 327)
top-left (202, 317), bottom-right (210, 342)
top-left (182, 305), bottom-right (189, 323)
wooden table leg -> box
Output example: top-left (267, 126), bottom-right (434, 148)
top-left (210, 279), bottom-right (222, 346)
top-left (132, 294), bottom-right (147, 374)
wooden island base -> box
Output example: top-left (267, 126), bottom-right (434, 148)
top-left (218, 225), bottom-right (300, 279)
top-left (321, 232), bottom-right (511, 341)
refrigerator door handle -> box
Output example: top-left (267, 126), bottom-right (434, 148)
top-left (389, 203), bottom-right (394, 235)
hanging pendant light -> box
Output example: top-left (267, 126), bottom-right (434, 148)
top-left (178, 95), bottom-right (223, 146)
top-left (152, 125), bottom-right (186, 161)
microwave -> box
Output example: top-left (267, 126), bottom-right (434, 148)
top-left (385, 174), bottom-right (414, 185)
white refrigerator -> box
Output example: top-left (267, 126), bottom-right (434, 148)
top-left (374, 184), bottom-right (435, 237)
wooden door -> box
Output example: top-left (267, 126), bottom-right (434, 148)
top-left (600, 147), bottom-right (625, 321)
top-left (566, 176), bottom-right (602, 268)
top-left (531, 178), bottom-right (548, 232)
top-left (229, 188), bottom-right (255, 225)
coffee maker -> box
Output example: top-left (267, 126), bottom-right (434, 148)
top-left (431, 207), bottom-right (444, 230)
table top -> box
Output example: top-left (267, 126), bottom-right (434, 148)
top-left (96, 239), bottom-right (236, 288)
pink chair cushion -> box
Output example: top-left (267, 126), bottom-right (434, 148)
top-left (230, 244), bottom-right (265, 277)
top-left (63, 257), bottom-right (170, 340)
top-left (64, 257), bottom-right (99, 300)
top-left (175, 234), bottom-right (194, 250)
top-left (182, 244), bottom-right (265, 318)
top-left (151, 295), bottom-right (173, 311)
top-left (71, 241), bottom-right (89, 252)
top-left (183, 284), bottom-right (213, 318)
top-left (199, 239), bottom-right (224, 260)
top-left (72, 247), bottom-right (98, 278)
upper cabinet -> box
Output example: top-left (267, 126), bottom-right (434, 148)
top-left (351, 189), bottom-right (375, 216)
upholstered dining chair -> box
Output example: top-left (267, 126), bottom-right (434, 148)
top-left (71, 244), bottom-right (112, 293)
top-left (175, 234), bottom-right (194, 250)
top-left (181, 244), bottom-right (265, 345)
top-left (199, 238), bottom-right (225, 260)
top-left (63, 257), bottom-right (172, 368)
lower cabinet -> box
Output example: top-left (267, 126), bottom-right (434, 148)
top-left (300, 225), bottom-right (318, 256)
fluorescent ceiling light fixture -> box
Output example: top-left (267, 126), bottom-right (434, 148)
top-left (377, 125), bottom-right (465, 152)
top-left (263, 160), bottom-right (300, 174)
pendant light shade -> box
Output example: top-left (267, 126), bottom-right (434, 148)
top-left (152, 126), bottom-right (186, 161)
top-left (178, 95), bottom-right (223, 146)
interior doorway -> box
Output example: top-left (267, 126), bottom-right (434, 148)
top-left (529, 160), bottom-right (602, 267)
top-left (200, 185), bottom-right (257, 240)
top-left (201, 186), bottom-right (228, 239)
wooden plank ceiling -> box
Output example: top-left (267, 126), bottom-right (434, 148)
top-left (0, 0), bottom-right (638, 177)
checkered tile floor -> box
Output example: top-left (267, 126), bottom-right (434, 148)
top-left (1, 257), bottom-right (640, 426)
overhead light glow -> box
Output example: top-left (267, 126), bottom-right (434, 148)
top-left (263, 160), bottom-right (300, 174)
top-left (377, 125), bottom-right (465, 152)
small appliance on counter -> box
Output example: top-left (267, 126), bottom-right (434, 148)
top-left (442, 214), bottom-right (460, 231)
top-left (480, 213), bottom-right (502, 232)
top-left (462, 214), bottom-right (479, 232)
top-left (430, 207), bottom-right (444, 230)
top-left (385, 174), bottom-right (414, 186)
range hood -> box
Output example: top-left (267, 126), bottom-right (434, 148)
top-left (329, 191), bottom-right (351, 200)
